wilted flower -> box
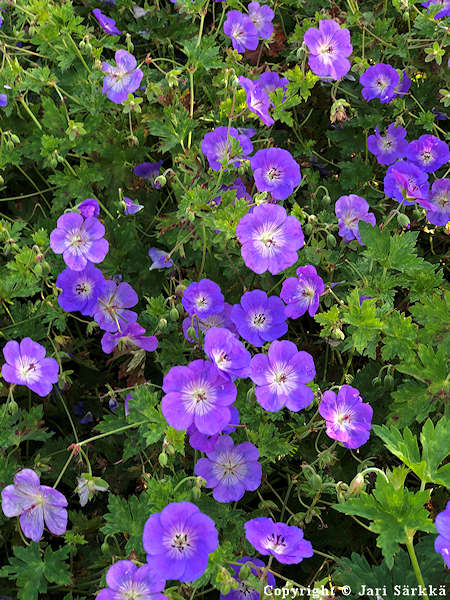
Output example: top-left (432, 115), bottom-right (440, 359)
top-left (1, 338), bottom-right (59, 397)
top-left (92, 8), bottom-right (121, 36)
top-left (304, 19), bottom-right (352, 80)
top-left (149, 247), bottom-right (173, 270)
top-left (77, 198), bottom-right (100, 218)
top-left (0, 93), bottom-right (7, 107)
top-left (76, 474), bottom-right (108, 507)
top-left (319, 385), bottom-right (373, 449)
top-left (102, 50), bottom-right (143, 104)
top-left (1, 469), bottom-right (67, 542)
top-left (238, 76), bottom-right (274, 127)
top-left (123, 196), bottom-right (144, 215)
top-left (245, 517), bottom-right (313, 564)
top-left (223, 10), bottom-right (258, 54)
top-left (134, 160), bottom-right (163, 186)
top-left (142, 502), bottom-right (218, 581)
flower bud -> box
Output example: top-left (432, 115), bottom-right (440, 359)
top-left (384, 374), bottom-right (394, 390)
top-left (397, 213), bottom-right (410, 228)
top-left (239, 564), bottom-right (252, 580)
top-left (169, 307), bottom-right (179, 321)
top-left (175, 284), bottom-right (186, 297)
top-left (348, 473), bottom-right (365, 497)
top-left (154, 175), bottom-right (166, 188)
top-left (304, 222), bottom-right (313, 235)
top-left (158, 317), bottom-right (168, 329)
top-left (186, 326), bottom-right (197, 340)
top-left (158, 452), bottom-right (168, 467)
top-left (331, 326), bottom-right (345, 341)
top-left (7, 398), bottom-right (18, 415)
top-left (191, 486), bottom-right (201, 500)
top-left (326, 233), bottom-right (337, 248)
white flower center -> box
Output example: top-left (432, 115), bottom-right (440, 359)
top-left (118, 576), bottom-right (150, 600)
top-left (16, 356), bottom-right (41, 383)
top-left (75, 279), bottom-right (93, 298)
top-left (250, 311), bottom-right (269, 330)
top-left (264, 533), bottom-right (287, 553)
top-left (183, 380), bottom-right (216, 415)
top-left (164, 526), bottom-right (196, 559)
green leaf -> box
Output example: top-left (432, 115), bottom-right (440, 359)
top-left (381, 311), bottom-right (417, 361)
top-left (333, 473), bottom-right (434, 568)
top-left (314, 305), bottom-right (341, 337)
top-left (341, 289), bottom-right (382, 355)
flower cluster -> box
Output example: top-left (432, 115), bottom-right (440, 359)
top-left (224, 2), bottom-right (274, 54)
top-left (238, 71), bottom-right (288, 127)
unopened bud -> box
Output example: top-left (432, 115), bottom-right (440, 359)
top-left (158, 452), bottom-right (168, 467)
top-left (191, 486), bottom-right (201, 500)
top-left (169, 307), bottom-right (179, 321)
top-left (348, 473), bottom-right (365, 497)
top-left (158, 318), bottom-right (168, 329)
top-left (326, 233), bottom-right (337, 248)
top-left (239, 564), bottom-right (252, 580)
top-left (397, 213), bottom-right (410, 228)
top-left (186, 326), bottom-right (197, 340)
top-left (154, 175), bottom-right (166, 188)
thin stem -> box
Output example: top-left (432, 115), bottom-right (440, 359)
top-left (405, 532), bottom-right (428, 599)
top-left (53, 450), bottom-right (75, 488)
top-left (78, 420), bottom-right (149, 447)
top-left (67, 34), bottom-right (91, 73)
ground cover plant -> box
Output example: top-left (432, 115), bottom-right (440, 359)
top-left (0, 0), bottom-right (449, 598)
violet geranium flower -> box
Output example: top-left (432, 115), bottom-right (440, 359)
top-left (434, 501), bottom-right (450, 568)
top-left (50, 212), bottom-right (109, 271)
top-left (319, 384), bottom-right (373, 449)
top-left (92, 8), bottom-right (121, 36)
top-left (142, 502), bottom-right (219, 582)
top-left (149, 247), bottom-right (173, 270)
top-left (258, 71), bottom-right (289, 96)
top-left (102, 50), bottom-right (143, 105)
top-left (335, 195), bottom-right (376, 244)
top-left (204, 327), bottom-right (251, 381)
top-left (0, 93), bottom-right (7, 107)
top-left (384, 161), bottom-right (429, 206)
top-left (77, 198), bottom-right (100, 218)
top-left (134, 161), bottom-right (164, 186)
top-left (425, 178), bottom-right (450, 226)
top-left (201, 126), bottom-right (253, 171)
top-left (1, 338), bottom-right (59, 397)
top-left (303, 19), bottom-right (352, 80)
top-left (280, 265), bottom-right (325, 319)
top-left (231, 289), bottom-right (288, 347)
top-left (422, 0), bottom-right (450, 19)
top-left (101, 323), bottom-right (158, 354)
top-left (161, 359), bottom-right (236, 434)
top-left (250, 148), bottom-right (301, 200)
top-left (360, 64), bottom-right (400, 104)
top-left (245, 517), bottom-right (313, 564)
top-left (182, 279), bottom-right (224, 319)
top-left (56, 263), bottom-right (106, 316)
top-left (248, 2), bottom-right (274, 40)
top-left (236, 203), bottom-right (304, 275)
top-left (249, 340), bottom-right (315, 412)
top-left (223, 10), bottom-right (258, 54)
top-left (367, 123), bottom-right (409, 165)
top-left (123, 196), bottom-right (144, 215)
top-left (195, 435), bottom-right (261, 502)
top-left (238, 76), bottom-right (274, 127)
top-left (220, 556), bottom-right (276, 600)
top-left (406, 134), bottom-right (450, 173)
top-left (92, 280), bottom-right (138, 332)
top-left (1, 469), bottom-right (67, 542)
top-left (96, 561), bottom-right (167, 600)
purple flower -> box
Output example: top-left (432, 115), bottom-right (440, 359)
top-left (102, 50), bottom-right (143, 105)
top-left (406, 134), bottom-right (450, 173)
top-left (56, 263), bottom-right (106, 316)
top-left (182, 279), bottom-right (224, 319)
top-left (80, 411), bottom-right (93, 424)
top-left (425, 178), bottom-right (450, 226)
top-left (195, 435), bottom-right (261, 502)
top-left (50, 212), bottom-right (109, 271)
top-left (182, 303), bottom-right (237, 342)
top-left (248, 2), bottom-right (274, 40)
top-left (238, 76), bottom-right (274, 127)
top-left (204, 327), bottom-right (251, 381)
top-left (434, 501), bottom-right (450, 568)
top-left (109, 397), bottom-right (119, 411)
top-left (335, 195), bottom-right (376, 244)
top-left (142, 502), bottom-right (219, 582)
top-left (77, 198), bottom-right (100, 218)
top-left (101, 323), bottom-right (158, 354)
top-left (250, 148), bottom-right (301, 200)
top-left (304, 19), bottom-right (352, 80)
top-left (161, 359), bottom-right (236, 434)
top-left (220, 557), bottom-right (275, 600)
top-left (76, 475), bottom-right (108, 507)
top-left (213, 177), bottom-right (252, 206)
top-left (149, 247), bottom-right (173, 270)
top-left (236, 204), bottom-right (304, 275)
top-left (422, 0), bottom-right (450, 18)
top-left (258, 72), bottom-right (289, 96)
top-left (367, 123), bottom-right (409, 165)
top-left (249, 340), bottom-right (315, 412)
top-left (0, 93), bottom-right (7, 107)
top-left (97, 561), bottom-right (167, 600)
top-left (360, 64), bottom-right (400, 104)
top-left (384, 161), bottom-right (429, 206)
top-left (1, 469), bottom-right (67, 542)
top-left (223, 11), bottom-right (258, 54)
top-left (134, 161), bottom-right (163, 186)
top-left (231, 290), bottom-right (288, 347)
top-left (123, 196), bottom-right (144, 215)
top-left (393, 70), bottom-right (411, 98)
top-left (359, 295), bottom-right (373, 305)
top-left (92, 8), bottom-right (121, 36)
top-left (92, 280), bottom-right (138, 332)
top-left (124, 393), bottom-right (132, 416)
top-left (245, 517), bottom-right (313, 564)
top-left (188, 405), bottom-right (239, 453)
top-left (319, 385), bottom-right (373, 449)
top-left (280, 265), bottom-right (325, 319)
top-left (1, 338), bottom-right (59, 397)
top-left (201, 126), bottom-right (253, 171)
